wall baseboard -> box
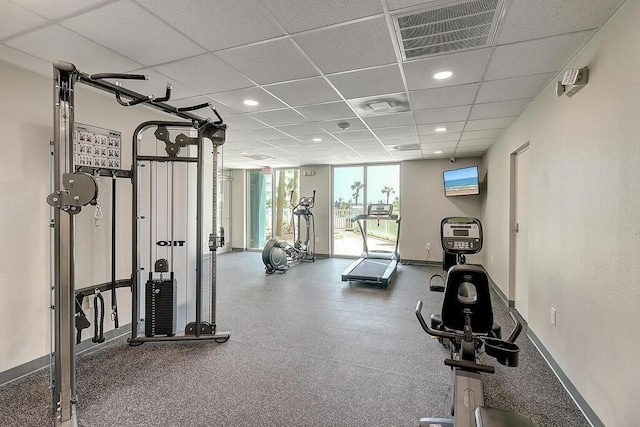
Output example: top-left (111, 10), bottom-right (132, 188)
top-left (528, 329), bottom-right (604, 427)
top-left (0, 323), bottom-right (131, 387)
top-left (401, 259), bottom-right (442, 268)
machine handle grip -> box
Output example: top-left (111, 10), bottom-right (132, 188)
top-left (506, 310), bottom-right (523, 343)
top-left (444, 358), bottom-right (495, 374)
top-left (415, 301), bottom-right (456, 340)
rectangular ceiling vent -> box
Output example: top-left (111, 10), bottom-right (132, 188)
top-left (393, 0), bottom-right (505, 60)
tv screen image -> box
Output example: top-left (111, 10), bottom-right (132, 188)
top-left (443, 166), bottom-right (480, 197)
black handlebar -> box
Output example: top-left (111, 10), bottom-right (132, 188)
top-left (290, 190), bottom-right (316, 210)
top-left (415, 300), bottom-right (456, 340)
top-left (415, 300), bottom-right (523, 349)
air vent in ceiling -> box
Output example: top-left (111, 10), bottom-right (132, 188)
top-left (392, 0), bottom-right (505, 60)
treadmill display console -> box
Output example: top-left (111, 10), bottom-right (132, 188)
top-left (367, 203), bottom-right (393, 217)
top-left (441, 217), bottom-right (482, 254)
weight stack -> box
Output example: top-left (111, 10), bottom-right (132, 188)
top-left (145, 274), bottom-right (177, 337)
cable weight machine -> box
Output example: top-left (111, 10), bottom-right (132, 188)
top-left (129, 120), bottom-right (229, 344)
top-left (47, 60), bottom-right (228, 426)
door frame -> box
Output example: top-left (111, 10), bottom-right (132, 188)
top-left (509, 142), bottom-right (530, 310)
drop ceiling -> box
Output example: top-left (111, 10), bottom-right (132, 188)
top-left (0, 0), bottom-right (624, 168)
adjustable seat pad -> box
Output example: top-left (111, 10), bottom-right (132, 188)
top-left (442, 264), bottom-right (494, 334)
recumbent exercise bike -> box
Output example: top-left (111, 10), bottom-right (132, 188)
top-left (415, 217), bottom-right (536, 427)
top-left (262, 190), bottom-right (316, 274)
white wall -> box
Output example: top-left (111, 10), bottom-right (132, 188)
top-left (300, 165), bottom-right (331, 256)
top-left (482, 1), bottom-right (640, 424)
top-left (0, 60), bottom-right (178, 373)
top-left (400, 158), bottom-right (483, 263)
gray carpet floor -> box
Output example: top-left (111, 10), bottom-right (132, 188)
top-left (0, 252), bottom-right (589, 426)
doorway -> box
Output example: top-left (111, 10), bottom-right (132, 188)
top-left (511, 144), bottom-right (530, 321)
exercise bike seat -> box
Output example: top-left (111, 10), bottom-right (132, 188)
top-left (474, 406), bottom-right (536, 427)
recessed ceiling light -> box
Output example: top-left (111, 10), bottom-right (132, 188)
top-left (243, 99), bottom-right (259, 106)
top-left (433, 71), bottom-right (453, 80)
top-left (435, 127), bottom-right (447, 132)
top-left (240, 152), bottom-right (249, 155)
top-left (434, 150), bottom-right (443, 154)
top-left (312, 137), bottom-right (322, 142)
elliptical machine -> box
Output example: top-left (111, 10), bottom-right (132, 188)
top-left (262, 190), bottom-right (316, 274)
top-left (414, 217), bottom-right (536, 427)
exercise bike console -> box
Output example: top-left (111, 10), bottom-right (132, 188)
top-left (441, 217), bottom-right (482, 254)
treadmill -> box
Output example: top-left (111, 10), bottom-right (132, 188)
top-left (341, 203), bottom-right (401, 286)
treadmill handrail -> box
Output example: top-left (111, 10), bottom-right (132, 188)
top-left (353, 214), bottom-right (400, 221)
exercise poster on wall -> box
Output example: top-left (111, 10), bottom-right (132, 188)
top-left (74, 123), bottom-right (121, 169)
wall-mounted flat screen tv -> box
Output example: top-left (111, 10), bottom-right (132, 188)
top-left (443, 166), bottom-right (480, 197)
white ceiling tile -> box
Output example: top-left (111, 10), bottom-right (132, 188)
top-left (0, 44), bottom-right (50, 76)
top-left (464, 117), bottom-right (517, 131)
top-left (356, 147), bottom-right (391, 155)
top-left (476, 73), bottom-right (555, 103)
top-left (295, 142), bottom-right (343, 152)
top-left (122, 68), bottom-right (199, 100)
top-left (296, 134), bottom-right (340, 144)
top-left (419, 133), bottom-right (461, 143)
top-left (294, 17), bottom-right (396, 74)
top-left (421, 141), bottom-right (458, 150)
top-left (461, 129), bottom-right (505, 140)
top-left (154, 54), bottom-right (253, 94)
top-left (216, 38), bottom-right (319, 85)
top-left (221, 114), bottom-right (265, 131)
top-left (372, 126), bottom-right (416, 139)
top-left (249, 108), bottom-right (308, 126)
top-left (417, 122), bottom-right (465, 135)
top-left (261, 0), bottom-right (383, 33)
top-left (262, 137), bottom-right (306, 147)
top-left (362, 112), bottom-right (415, 129)
top-left (5, 24), bottom-right (142, 73)
top-left (14, 0), bottom-right (111, 19)
top-left (276, 123), bottom-right (326, 137)
top-left (469, 99), bottom-right (531, 120)
top-left (136, 0), bottom-right (284, 51)
top-left (297, 101), bottom-right (355, 121)
top-left (331, 130), bottom-right (375, 142)
top-left (413, 106), bottom-right (471, 124)
top-left (386, 0), bottom-right (435, 11)
top-left (208, 87), bottom-right (286, 112)
top-left (0, 0), bottom-right (49, 39)
top-left (497, 0), bottom-right (623, 44)
top-left (485, 31), bottom-right (594, 80)
top-left (264, 77), bottom-right (341, 106)
top-left (241, 127), bottom-right (288, 140)
top-left (379, 136), bottom-right (420, 146)
top-left (315, 118), bottom-right (368, 133)
top-left (225, 140), bottom-right (271, 150)
top-left (458, 138), bottom-right (497, 147)
top-left (403, 48), bottom-right (491, 90)
top-left (61, 1), bottom-right (205, 66)
top-left (410, 83), bottom-right (479, 110)
top-left (327, 64), bottom-right (405, 99)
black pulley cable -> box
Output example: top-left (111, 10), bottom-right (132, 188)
top-left (92, 291), bottom-right (105, 343)
top-left (111, 171), bottom-right (119, 328)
